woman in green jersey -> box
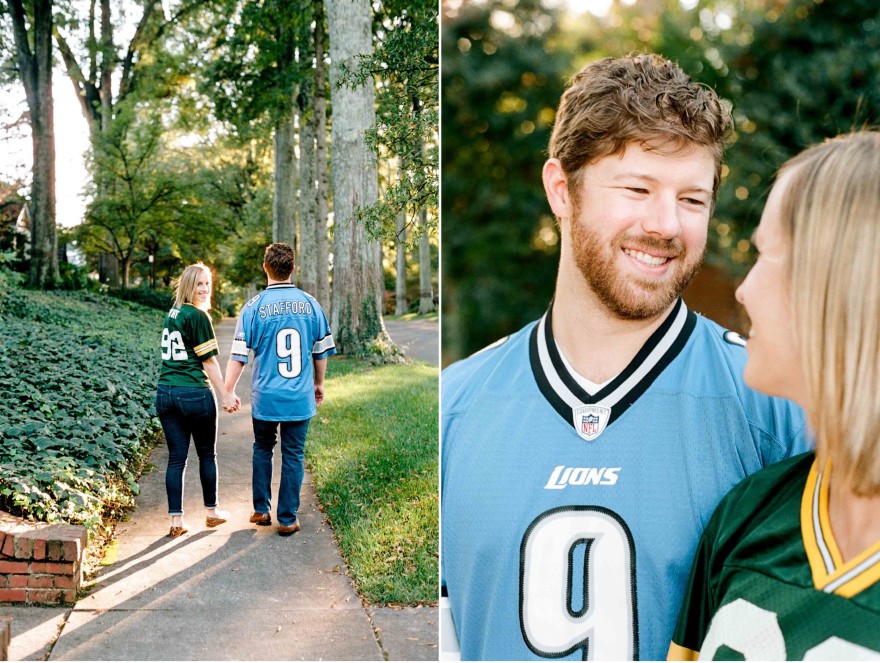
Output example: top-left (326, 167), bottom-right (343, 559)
top-left (156, 263), bottom-right (240, 538)
top-left (670, 132), bottom-right (880, 660)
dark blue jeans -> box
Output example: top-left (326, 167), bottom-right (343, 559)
top-left (252, 418), bottom-right (310, 527)
top-left (155, 385), bottom-right (219, 516)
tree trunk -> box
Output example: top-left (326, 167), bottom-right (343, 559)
top-left (395, 159), bottom-right (408, 316)
top-left (99, 0), bottom-right (113, 133)
top-left (273, 98), bottom-right (297, 246)
top-left (299, 108), bottom-right (318, 297)
top-left (418, 207), bottom-right (435, 314)
top-left (9, 0), bottom-right (59, 287)
top-left (314, 0), bottom-right (331, 309)
top-left (121, 257), bottom-right (132, 288)
top-left (325, 0), bottom-right (383, 355)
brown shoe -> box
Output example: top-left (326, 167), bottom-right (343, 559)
top-left (250, 512), bottom-right (272, 526)
top-left (277, 523), bottom-right (301, 537)
top-left (168, 526), bottom-right (188, 538)
top-left (206, 510), bottom-right (230, 528)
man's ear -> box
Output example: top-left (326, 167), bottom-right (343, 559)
top-left (543, 158), bottom-right (571, 221)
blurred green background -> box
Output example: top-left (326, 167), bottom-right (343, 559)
top-left (441, 0), bottom-right (880, 366)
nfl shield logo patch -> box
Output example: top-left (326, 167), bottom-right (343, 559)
top-left (572, 405), bottom-right (611, 442)
top-left (581, 414), bottom-right (600, 437)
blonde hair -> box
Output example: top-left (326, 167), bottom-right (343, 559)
top-left (172, 263), bottom-right (212, 311)
top-left (780, 131), bottom-right (880, 495)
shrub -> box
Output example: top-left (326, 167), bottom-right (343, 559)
top-left (107, 286), bottom-right (174, 311)
top-left (0, 285), bottom-right (163, 529)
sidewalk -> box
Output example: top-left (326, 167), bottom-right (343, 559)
top-left (383, 318), bottom-right (438, 366)
top-left (4, 319), bottom-right (437, 660)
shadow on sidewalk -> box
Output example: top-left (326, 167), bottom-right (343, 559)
top-left (83, 530), bottom-right (214, 593)
top-left (54, 525), bottom-right (381, 660)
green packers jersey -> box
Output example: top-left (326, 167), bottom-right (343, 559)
top-left (670, 452), bottom-right (880, 661)
top-left (157, 304), bottom-right (219, 388)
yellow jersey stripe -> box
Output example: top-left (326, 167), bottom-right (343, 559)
top-left (802, 458), bottom-right (880, 596)
top-left (667, 642), bottom-right (699, 661)
top-left (193, 339), bottom-right (219, 356)
top-left (802, 460), bottom-right (829, 588)
top-left (830, 548), bottom-right (880, 597)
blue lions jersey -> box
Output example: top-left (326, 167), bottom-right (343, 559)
top-left (440, 299), bottom-right (809, 661)
top-left (230, 284), bottom-right (336, 421)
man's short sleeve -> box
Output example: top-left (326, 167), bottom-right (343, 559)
top-left (230, 309), bottom-right (251, 364)
top-left (311, 303), bottom-right (336, 359)
top-left (189, 309), bottom-right (219, 360)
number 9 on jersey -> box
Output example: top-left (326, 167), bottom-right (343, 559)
top-left (520, 506), bottom-right (638, 660)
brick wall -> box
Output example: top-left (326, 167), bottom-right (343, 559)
top-left (0, 512), bottom-right (86, 605)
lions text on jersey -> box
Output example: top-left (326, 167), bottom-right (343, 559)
top-left (230, 284), bottom-right (335, 421)
top-left (441, 298), bottom-right (808, 660)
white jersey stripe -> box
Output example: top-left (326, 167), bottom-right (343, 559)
top-left (595, 303), bottom-right (688, 409)
top-left (536, 301), bottom-right (689, 412)
top-left (313, 335), bottom-right (336, 354)
top-left (813, 469), bottom-right (837, 575)
top-left (536, 314), bottom-right (584, 411)
top-left (824, 549), bottom-right (880, 593)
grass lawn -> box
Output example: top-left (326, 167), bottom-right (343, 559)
top-left (306, 356), bottom-right (438, 606)
top-left (387, 311), bottom-right (439, 322)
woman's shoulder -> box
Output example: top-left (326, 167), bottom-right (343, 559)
top-left (712, 451), bottom-right (815, 535)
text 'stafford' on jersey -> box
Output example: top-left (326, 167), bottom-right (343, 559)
top-left (230, 283), bottom-right (335, 421)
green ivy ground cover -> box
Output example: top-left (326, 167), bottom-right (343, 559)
top-left (0, 286), bottom-right (164, 529)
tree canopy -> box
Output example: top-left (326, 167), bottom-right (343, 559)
top-left (441, 0), bottom-right (880, 362)
top-left (0, 0), bottom-right (439, 342)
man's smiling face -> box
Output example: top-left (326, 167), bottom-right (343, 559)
top-left (566, 141), bottom-right (715, 320)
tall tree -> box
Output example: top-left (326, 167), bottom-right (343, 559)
top-left (298, 92), bottom-right (318, 296)
top-left (313, 0), bottom-right (330, 307)
top-left (295, 0), bottom-right (330, 305)
top-left (198, 0), bottom-right (313, 249)
top-left (441, 0), bottom-right (571, 360)
top-left (697, 0), bottom-right (880, 276)
top-left (340, 0), bottom-right (438, 241)
top-left (77, 108), bottom-right (188, 287)
top-left (273, 91), bottom-right (296, 245)
top-left (53, 1), bottom-right (179, 142)
top-left (417, 207), bottom-right (434, 314)
top-left (6, 0), bottom-right (58, 286)
top-left (416, 135), bottom-right (434, 314)
top-left (394, 160), bottom-right (408, 316)
top-left (325, 0), bottom-right (383, 355)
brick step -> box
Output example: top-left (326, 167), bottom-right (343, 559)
top-left (0, 512), bottom-right (86, 605)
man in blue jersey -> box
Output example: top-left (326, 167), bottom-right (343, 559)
top-left (226, 243), bottom-right (336, 536)
top-left (440, 54), bottom-right (809, 660)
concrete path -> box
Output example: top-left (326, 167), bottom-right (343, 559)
top-left (3, 319), bottom-right (437, 661)
top-left (384, 318), bottom-right (439, 366)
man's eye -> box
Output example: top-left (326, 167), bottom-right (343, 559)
top-left (682, 197), bottom-right (706, 206)
top-left (626, 187), bottom-right (649, 194)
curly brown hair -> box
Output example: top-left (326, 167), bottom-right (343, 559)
top-left (264, 242), bottom-right (295, 281)
top-left (549, 53), bottom-right (732, 203)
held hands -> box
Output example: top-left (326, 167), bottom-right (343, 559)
top-left (315, 383), bottom-right (325, 407)
top-left (222, 390), bottom-right (241, 414)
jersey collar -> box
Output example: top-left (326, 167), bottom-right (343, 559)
top-left (801, 459), bottom-right (880, 597)
top-left (528, 297), bottom-right (696, 441)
